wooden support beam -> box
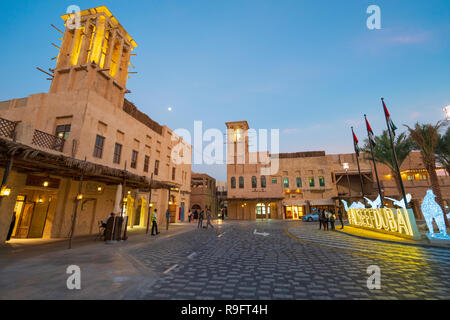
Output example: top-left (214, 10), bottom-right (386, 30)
top-left (36, 67), bottom-right (54, 78)
top-left (50, 24), bottom-right (64, 35)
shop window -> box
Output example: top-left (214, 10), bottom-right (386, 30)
top-left (239, 176), bottom-right (244, 188)
top-left (231, 177), bottom-right (236, 189)
top-left (93, 135), bottom-right (105, 158)
top-left (272, 178), bottom-right (277, 184)
top-left (261, 176), bottom-right (266, 188)
top-left (252, 176), bottom-right (257, 188)
top-left (319, 176), bottom-right (325, 187)
top-left (296, 177), bottom-right (302, 188)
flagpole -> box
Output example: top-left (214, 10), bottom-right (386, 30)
top-left (381, 98), bottom-right (409, 209)
top-left (351, 127), bottom-right (367, 207)
top-left (364, 114), bottom-right (385, 208)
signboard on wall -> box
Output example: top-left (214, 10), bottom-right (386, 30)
top-left (347, 208), bottom-right (421, 240)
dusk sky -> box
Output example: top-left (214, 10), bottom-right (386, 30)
top-left (1, 0), bottom-right (449, 180)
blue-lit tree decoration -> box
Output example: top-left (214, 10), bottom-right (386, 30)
top-left (421, 190), bottom-right (449, 239)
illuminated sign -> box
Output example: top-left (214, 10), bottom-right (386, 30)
top-left (347, 208), bottom-right (421, 240)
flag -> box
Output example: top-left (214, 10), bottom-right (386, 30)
top-left (352, 129), bottom-right (360, 157)
top-left (365, 118), bottom-right (377, 147)
top-left (382, 99), bottom-right (398, 136)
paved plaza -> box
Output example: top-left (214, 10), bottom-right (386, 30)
top-left (1, 220), bottom-right (449, 300)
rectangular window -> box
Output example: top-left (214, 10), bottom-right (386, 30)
top-left (93, 135), bottom-right (105, 158)
top-left (319, 176), bottom-right (325, 187)
top-left (272, 178), bottom-right (277, 184)
top-left (55, 124), bottom-right (71, 140)
top-left (143, 155), bottom-right (150, 172)
top-left (296, 177), bottom-right (302, 188)
top-left (131, 150), bottom-right (138, 169)
top-left (309, 177), bottom-right (315, 187)
top-left (172, 167), bottom-right (176, 180)
top-left (283, 178), bottom-right (289, 188)
top-left (154, 160), bottom-right (160, 176)
top-left (113, 143), bottom-right (122, 164)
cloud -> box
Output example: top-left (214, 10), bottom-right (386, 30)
top-left (409, 111), bottom-right (421, 119)
top-left (345, 119), bottom-right (364, 128)
top-left (387, 32), bottom-right (428, 45)
top-left (282, 128), bottom-right (301, 134)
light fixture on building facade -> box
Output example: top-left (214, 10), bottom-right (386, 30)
top-left (0, 186), bottom-right (11, 197)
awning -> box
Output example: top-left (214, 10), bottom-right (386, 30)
top-left (0, 137), bottom-right (174, 190)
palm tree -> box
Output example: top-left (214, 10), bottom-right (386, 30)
top-left (404, 121), bottom-right (449, 227)
top-left (362, 130), bottom-right (414, 198)
top-left (436, 126), bottom-right (450, 176)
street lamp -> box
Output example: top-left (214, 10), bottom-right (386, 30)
top-left (444, 106), bottom-right (450, 121)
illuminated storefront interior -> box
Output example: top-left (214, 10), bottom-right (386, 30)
top-left (285, 205), bottom-right (304, 220)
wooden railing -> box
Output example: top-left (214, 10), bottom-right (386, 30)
top-left (32, 129), bottom-right (65, 152)
top-left (0, 117), bottom-right (17, 139)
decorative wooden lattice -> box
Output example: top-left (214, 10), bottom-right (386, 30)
top-left (32, 129), bottom-right (65, 152)
top-left (0, 117), bottom-right (16, 139)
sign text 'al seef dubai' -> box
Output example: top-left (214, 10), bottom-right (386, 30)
top-left (346, 206), bottom-right (421, 240)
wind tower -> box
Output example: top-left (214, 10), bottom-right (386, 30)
top-left (49, 6), bottom-right (137, 107)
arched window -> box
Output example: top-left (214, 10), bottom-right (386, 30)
top-left (239, 176), bottom-right (244, 188)
top-left (261, 176), bottom-right (266, 188)
top-left (251, 176), bottom-right (257, 188)
top-left (231, 177), bottom-right (236, 189)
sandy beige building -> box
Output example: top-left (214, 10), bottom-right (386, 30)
top-left (190, 173), bottom-right (217, 217)
top-left (225, 121), bottom-right (450, 220)
top-left (0, 6), bottom-right (191, 243)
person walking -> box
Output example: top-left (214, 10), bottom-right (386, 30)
top-left (188, 210), bottom-right (192, 223)
top-left (165, 209), bottom-right (171, 230)
top-left (151, 209), bottom-right (160, 236)
top-left (330, 210), bottom-right (336, 231)
top-left (322, 210), bottom-right (329, 231)
top-left (205, 208), bottom-right (214, 230)
top-left (198, 210), bottom-right (204, 229)
top-left (318, 209), bottom-right (323, 230)
top-left (338, 208), bottom-right (344, 229)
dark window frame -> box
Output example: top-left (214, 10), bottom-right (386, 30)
top-left (239, 176), bottom-right (244, 189)
top-left (154, 160), bottom-right (160, 176)
top-left (261, 176), bottom-right (266, 188)
top-left (251, 176), bottom-right (257, 188)
top-left (131, 150), bottom-right (138, 169)
top-left (113, 143), bottom-right (122, 164)
top-left (143, 155), bottom-right (150, 172)
top-left (231, 177), bottom-right (236, 189)
top-left (93, 135), bottom-right (105, 158)
top-left (55, 124), bottom-right (71, 140)
top-left (319, 176), bottom-right (325, 187)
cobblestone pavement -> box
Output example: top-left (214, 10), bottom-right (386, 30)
top-left (1, 220), bottom-right (449, 299)
top-left (127, 220), bottom-right (450, 300)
